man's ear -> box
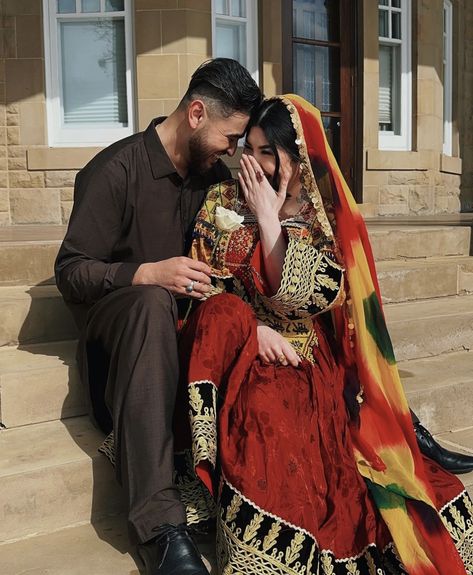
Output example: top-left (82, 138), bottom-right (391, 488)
top-left (188, 99), bottom-right (206, 129)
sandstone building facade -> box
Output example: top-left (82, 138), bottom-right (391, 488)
top-left (0, 0), bottom-right (471, 225)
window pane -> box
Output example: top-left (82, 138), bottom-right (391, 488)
top-left (293, 0), bottom-right (339, 42)
top-left (57, 0), bottom-right (76, 13)
top-left (215, 0), bottom-right (229, 15)
top-left (293, 43), bottom-right (340, 112)
top-left (392, 0), bottom-right (401, 7)
top-left (379, 0), bottom-right (389, 5)
top-left (60, 19), bottom-right (128, 125)
top-left (81, 0), bottom-right (100, 12)
top-left (379, 9), bottom-right (389, 38)
top-left (391, 11), bottom-right (401, 39)
top-left (215, 20), bottom-right (246, 66)
top-left (231, 0), bottom-right (246, 18)
top-left (322, 116), bottom-right (340, 162)
top-left (105, 0), bottom-right (124, 11)
top-left (379, 44), bottom-right (401, 134)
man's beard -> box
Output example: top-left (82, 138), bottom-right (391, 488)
top-left (188, 129), bottom-right (217, 175)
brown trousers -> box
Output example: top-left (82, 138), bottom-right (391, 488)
top-left (78, 285), bottom-right (187, 544)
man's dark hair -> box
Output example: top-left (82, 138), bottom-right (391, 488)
top-left (180, 58), bottom-right (262, 118)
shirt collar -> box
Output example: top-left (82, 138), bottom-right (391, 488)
top-left (144, 117), bottom-right (180, 180)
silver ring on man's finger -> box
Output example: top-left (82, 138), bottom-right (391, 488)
top-left (185, 281), bottom-right (195, 293)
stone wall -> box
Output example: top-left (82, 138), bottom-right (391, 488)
top-left (460, 0), bottom-right (473, 211)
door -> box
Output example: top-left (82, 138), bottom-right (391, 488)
top-left (282, 0), bottom-right (362, 201)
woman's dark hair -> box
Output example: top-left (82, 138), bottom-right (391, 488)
top-left (246, 98), bottom-right (301, 188)
top-left (180, 58), bottom-right (262, 118)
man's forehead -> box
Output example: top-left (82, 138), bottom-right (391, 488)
top-left (217, 112), bottom-right (250, 134)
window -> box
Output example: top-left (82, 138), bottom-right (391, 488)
top-left (212, 0), bottom-right (259, 83)
top-left (43, 0), bottom-right (134, 146)
top-left (378, 0), bottom-right (411, 150)
top-left (443, 0), bottom-right (453, 156)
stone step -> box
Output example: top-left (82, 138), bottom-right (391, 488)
top-left (0, 515), bottom-right (217, 575)
top-left (385, 294), bottom-right (473, 361)
top-left (0, 225), bottom-right (65, 286)
top-left (368, 225), bottom-right (471, 261)
top-left (0, 340), bottom-right (84, 429)
top-left (437, 426), bottom-right (473, 498)
top-left (400, 351), bottom-right (473, 435)
top-left (0, 417), bottom-right (123, 543)
top-left (0, 285), bottom-right (78, 347)
top-left (377, 256), bottom-right (473, 303)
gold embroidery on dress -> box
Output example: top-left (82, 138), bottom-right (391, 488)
top-left (188, 380), bottom-right (218, 469)
top-left (440, 490), bottom-right (473, 573)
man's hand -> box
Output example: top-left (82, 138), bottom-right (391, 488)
top-left (257, 321), bottom-right (300, 367)
top-left (132, 257), bottom-right (212, 299)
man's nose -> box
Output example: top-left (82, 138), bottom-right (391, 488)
top-left (226, 142), bottom-right (238, 157)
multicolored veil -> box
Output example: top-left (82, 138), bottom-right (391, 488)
top-left (282, 94), bottom-right (466, 575)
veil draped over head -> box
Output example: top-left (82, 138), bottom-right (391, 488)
top-left (281, 94), bottom-right (466, 575)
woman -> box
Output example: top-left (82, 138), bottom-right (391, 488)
top-left (174, 95), bottom-right (472, 574)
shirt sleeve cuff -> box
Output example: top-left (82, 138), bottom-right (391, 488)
top-left (112, 262), bottom-right (141, 288)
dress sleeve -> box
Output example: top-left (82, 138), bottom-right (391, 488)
top-left (250, 222), bottom-right (345, 319)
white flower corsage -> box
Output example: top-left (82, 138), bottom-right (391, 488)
top-left (215, 206), bottom-right (244, 232)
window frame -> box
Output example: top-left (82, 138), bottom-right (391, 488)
top-left (378, 0), bottom-right (412, 151)
top-left (211, 0), bottom-right (259, 85)
top-left (43, 0), bottom-right (135, 147)
top-left (443, 0), bottom-right (453, 156)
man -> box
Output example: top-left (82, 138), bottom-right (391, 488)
top-left (55, 58), bottom-right (262, 575)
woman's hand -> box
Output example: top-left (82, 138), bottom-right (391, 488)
top-left (257, 321), bottom-right (300, 367)
top-left (238, 155), bottom-right (289, 223)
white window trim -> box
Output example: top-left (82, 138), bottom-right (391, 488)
top-left (43, 0), bottom-right (135, 147)
top-left (378, 0), bottom-right (412, 151)
top-left (443, 0), bottom-right (453, 156)
top-left (211, 0), bottom-right (259, 85)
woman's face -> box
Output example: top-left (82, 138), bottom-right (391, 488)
top-left (243, 126), bottom-right (296, 185)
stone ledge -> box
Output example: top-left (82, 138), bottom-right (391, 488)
top-left (440, 153), bottom-right (462, 174)
top-left (27, 147), bottom-right (103, 171)
top-left (366, 149), bottom-right (438, 171)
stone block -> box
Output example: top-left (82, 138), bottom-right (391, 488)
top-left (5, 0), bottom-right (41, 15)
top-left (0, 212), bottom-right (10, 226)
top-left (60, 187), bottom-right (74, 201)
top-left (138, 100), bottom-right (164, 131)
top-left (9, 170), bottom-right (45, 188)
top-left (8, 145), bottom-right (27, 158)
top-left (6, 126), bottom-right (20, 145)
top-left (0, 241), bottom-right (61, 286)
top-left (19, 101), bottom-right (46, 145)
top-left (15, 15), bottom-right (43, 59)
top-left (135, 10), bottom-right (161, 56)
top-left (61, 201), bottom-right (73, 224)
top-left (379, 185), bottom-right (409, 205)
top-left (6, 103), bottom-right (20, 115)
top-left (10, 188), bottom-right (61, 224)
top-left (8, 156), bottom-right (27, 170)
top-left (179, 54), bottom-right (208, 96)
top-left (377, 203), bottom-right (410, 216)
top-left (136, 55), bottom-right (180, 99)
top-left (0, 172), bottom-right (8, 187)
top-left (0, 188), bottom-right (9, 212)
top-left (5, 59), bottom-right (44, 104)
top-left (6, 111), bottom-right (18, 126)
top-left (178, 0), bottom-right (211, 9)
top-left (0, 28), bottom-right (16, 59)
top-left (387, 171), bottom-right (429, 185)
top-left (0, 127), bottom-right (6, 145)
top-left (162, 10), bottom-right (211, 55)
top-left (45, 170), bottom-right (77, 188)
top-left (408, 185), bottom-right (434, 214)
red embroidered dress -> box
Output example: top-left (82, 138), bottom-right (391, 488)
top-left (174, 97), bottom-right (473, 575)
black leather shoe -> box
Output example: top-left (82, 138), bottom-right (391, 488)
top-left (137, 523), bottom-right (209, 575)
top-left (414, 423), bottom-right (473, 474)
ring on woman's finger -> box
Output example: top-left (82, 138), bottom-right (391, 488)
top-left (277, 354), bottom-right (286, 364)
top-left (185, 281), bottom-right (195, 293)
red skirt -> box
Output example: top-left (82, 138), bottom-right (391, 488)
top-left (174, 294), bottom-right (472, 574)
